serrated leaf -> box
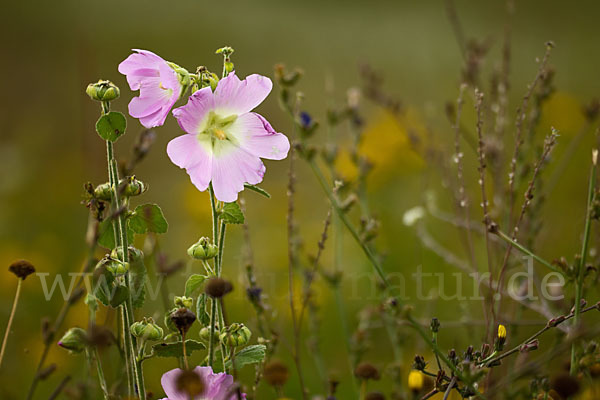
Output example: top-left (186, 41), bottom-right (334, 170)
top-left (96, 112), bottom-right (127, 142)
top-left (196, 294), bottom-right (210, 326)
top-left (225, 344), bottom-right (266, 370)
top-left (152, 340), bottom-right (206, 358)
top-left (129, 204), bottom-right (168, 234)
top-left (220, 202), bottom-right (244, 224)
top-left (244, 183), bottom-right (271, 198)
top-left (185, 274), bottom-right (207, 297)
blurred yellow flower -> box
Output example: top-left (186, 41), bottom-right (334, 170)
top-left (498, 324), bottom-right (507, 340)
top-left (408, 370), bottom-right (424, 391)
top-left (540, 92), bottom-right (585, 136)
top-left (335, 109), bottom-right (425, 186)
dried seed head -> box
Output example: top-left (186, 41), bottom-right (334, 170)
top-left (175, 369), bottom-right (205, 398)
top-left (365, 392), bottom-right (385, 400)
top-left (87, 324), bottom-right (113, 349)
top-left (263, 360), bottom-right (289, 387)
top-left (550, 373), bottom-right (580, 399)
top-left (170, 308), bottom-right (196, 334)
top-left (9, 260), bottom-right (35, 280)
top-left (354, 363), bottom-right (380, 381)
top-left (205, 277), bottom-right (233, 298)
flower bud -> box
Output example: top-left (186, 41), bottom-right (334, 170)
top-left (199, 326), bottom-right (220, 344)
top-left (263, 360), bottom-right (289, 387)
top-left (174, 296), bottom-right (193, 309)
top-left (170, 307), bottom-right (196, 334)
top-left (187, 237), bottom-right (218, 260)
top-left (123, 176), bottom-right (148, 197)
top-left (430, 318), bottom-right (440, 333)
top-left (93, 182), bottom-right (113, 201)
top-left (354, 363), bottom-right (380, 381)
top-left (8, 259), bottom-right (36, 280)
top-left (496, 324), bottom-right (507, 351)
top-left (86, 80), bottom-right (120, 102)
top-left (219, 323), bottom-right (251, 347)
top-left (97, 256), bottom-right (129, 276)
top-left (408, 370), bottom-right (424, 392)
top-left (111, 246), bottom-right (144, 263)
top-left (58, 327), bottom-right (88, 353)
top-left (130, 317), bottom-right (164, 341)
top-left (205, 277), bottom-right (233, 298)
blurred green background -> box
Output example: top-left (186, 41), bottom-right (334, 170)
top-left (2, 0), bottom-right (600, 398)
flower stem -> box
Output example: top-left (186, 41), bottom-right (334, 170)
top-left (308, 159), bottom-right (389, 286)
top-left (0, 278), bottom-right (22, 368)
top-left (493, 229), bottom-right (562, 274)
top-left (93, 348), bottom-right (110, 400)
top-left (103, 100), bottom-right (145, 398)
top-left (570, 157), bottom-right (597, 375)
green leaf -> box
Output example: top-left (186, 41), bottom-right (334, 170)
top-left (96, 112), bottom-right (127, 142)
top-left (196, 294), bottom-right (210, 326)
top-left (97, 218), bottom-right (134, 250)
top-left (244, 183), bottom-right (271, 198)
top-left (220, 202), bottom-right (244, 224)
top-left (185, 274), bottom-right (207, 297)
top-left (128, 252), bottom-right (147, 308)
top-left (151, 340), bottom-right (206, 358)
top-left (109, 284), bottom-right (130, 308)
top-left (129, 204), bottom-right (168, 234)
top-left (225, 344), bottom-right (266, 370)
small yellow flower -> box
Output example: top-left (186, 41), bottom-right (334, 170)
top-left (498, 324), bottom-right (507, 340)
top-left (408, 370), bottom-right (424, 392)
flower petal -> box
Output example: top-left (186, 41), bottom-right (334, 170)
top-left (211, 143), bottom-right (265, 202)
top-left (167, 134), bottom-right (213, 191)
top-left (172, 87), bottom-right (215, 134)
top-left (228, 113), bottom-right (290, 160)
top-left (214, 73), bottom-right (272, 114)
top-left (118, 49), bottom-right (164, 90)
top-left (160, 368), bottom-right (186, 400)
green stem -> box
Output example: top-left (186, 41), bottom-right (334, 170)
top-left (208, 297), bottom-right (217, 367)
top-left (0, 279), bottom-right (22, 368)
top-left (571, 159), bottom-right (596, 375)
top-left (495, 230), bottom-right (562, 274)
top-left (105, 114), bottom-right (144, 398)
top-left (308, 159), bottom-right (388, 286)
top-left (94, 348), bottom-right (110, 400)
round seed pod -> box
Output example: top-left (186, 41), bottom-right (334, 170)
top-left (9, 260), bottom-right (36, 280)
top-left (263, 360), bottom-right (289, 387)
top-left (354, 363), bottom-right (380, 381)
top-left (205, 277), bottom-right (233, 298)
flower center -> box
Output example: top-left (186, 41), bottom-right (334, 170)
top-left (199, 111), bottom-right (238, 144)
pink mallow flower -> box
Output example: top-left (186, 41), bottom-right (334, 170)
top-left (167, 73), bottom-right (290, 202)
top-left (160, 366), bottom-right (246, 400)
top-left (118, 49), bottom-right (187, 128)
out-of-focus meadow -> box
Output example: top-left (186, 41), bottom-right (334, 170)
top-left (2, 0), bottom-right (600, 398)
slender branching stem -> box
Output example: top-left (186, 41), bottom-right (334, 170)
top-left (493, 229), bottom-right (562, 274)
top-left (570, 154), bottom-right (597, 375)
top-left (0, 278), bottom-right (22, 368)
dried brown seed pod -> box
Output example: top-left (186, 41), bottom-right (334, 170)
top-left (205, 277), bottom-right (233, 298)
top-left (8, 260), bottom-right (35, 280)
top-left (263, 360), bottom-right (289, 387)
top-left (354, 362), bottom-right (380, 381)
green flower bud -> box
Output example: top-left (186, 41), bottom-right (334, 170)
top-left (174, 296), bottom-right (193, 309)
top-left (96, 256), bottom-right (129, 277)
top-left (130, 317), bottom-right (164, 341)
top-left (123, 176), bottom-right (148, 197)
top-left (219, 323), bottom-right (251, 347)
top-left (215, 46), bottom-right (235, 57)
top-left (111, 246), bottom-right (144, 263)
top-left (199, 326), bottom-right (220, 344)
top-left (86, 80), bottom-right (120, 102)
top-left (58, 327), bottom-right (88, 353)
top-left (93, 182), bottom-right (113, 201)
top-left (187, 237), bottom-right (218, 260)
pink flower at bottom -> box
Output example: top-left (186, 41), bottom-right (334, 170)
top-left (167, 72), bottom-right (290, 202)
top-left (160, 366), bottom-right (246, 400)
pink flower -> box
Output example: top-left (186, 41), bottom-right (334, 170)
top-left (160, 366), bottom-right (245, 400)
top-left (118, 49), bottom-right (185, 128)
top-left (167, 73), bottom-right (290, 202)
